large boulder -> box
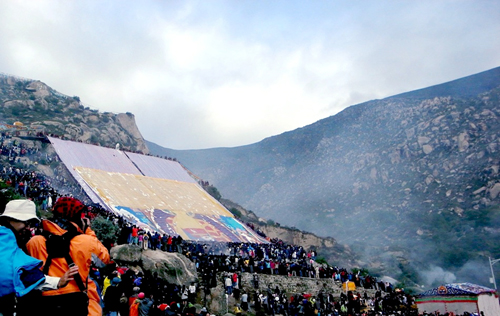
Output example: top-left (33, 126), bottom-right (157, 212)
top-left (490, 182), bottom-right (500, 200)
top-left (25, 80), bottom-right (51, 97)
top-left (110, 245), bottom-right (197, 285)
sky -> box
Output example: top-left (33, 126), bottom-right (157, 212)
top-left (0, 1), bottom-right (499, 150)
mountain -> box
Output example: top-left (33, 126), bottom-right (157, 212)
top-left (3, 67), bottom-right (500, 286)
top-left (0, 72), bottom-right (359, 270)
top-left (0, 74), bottom-right (148, 153)
top-left (148, 66), bottom-right (500, 286)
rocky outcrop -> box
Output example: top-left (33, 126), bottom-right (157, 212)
top-left (110, 245), bottom-right (197, 285)
top-left (116, 113), bottom-right (149, 153)
top-left (0, 74), bottom-right (149, 154)
top-left (490, 183), bottom-right (500, 200)
top-left (25, 80), bottom-right (51, 97)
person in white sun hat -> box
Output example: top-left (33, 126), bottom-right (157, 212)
top-left (0, 199), bottom-right (78, 316)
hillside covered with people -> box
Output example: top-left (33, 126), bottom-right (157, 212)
top-left (0, 142), bottom-right (419, 316)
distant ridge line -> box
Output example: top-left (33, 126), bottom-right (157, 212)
top-left (0, 72), bottom-right (33, 82)
top-left (0, 72), bottom-right (106, 115)
top-left (389, 66), bottom-right (500, 100)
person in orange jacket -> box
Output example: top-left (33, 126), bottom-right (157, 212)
top-left (0, 199), bottom-right (79, 316)
top-left (26, 197), bottom-right (110, 316)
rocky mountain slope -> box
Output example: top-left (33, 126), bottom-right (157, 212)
top-left (0, 74), bottom-right (148, 153)
top-left (148, 66), bottom-right (500, 286)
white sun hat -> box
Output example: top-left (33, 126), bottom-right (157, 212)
top-left (0, 199), bottom-right (40, 222)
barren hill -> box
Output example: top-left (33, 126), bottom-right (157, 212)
top-left (148, 66), bottom-right (500, 286)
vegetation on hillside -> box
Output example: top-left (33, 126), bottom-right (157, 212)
top-left (0, 181), bottom-right (23, 212)
top-left (91, 216), bottom-right (119, 247)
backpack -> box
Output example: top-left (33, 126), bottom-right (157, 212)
top-left (40, 224), bottom-right (89, 316)
top-left (42, 224), bottom-right (87, 292)
top-left (130, 301), bottom-right (140, 316)
top-left (18, 225), bottom-right (89, 316)
top-left (340, 304), bottom-right (347, 313)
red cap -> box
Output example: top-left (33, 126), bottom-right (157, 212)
top-left (53, 197), bottom-right (85, 220)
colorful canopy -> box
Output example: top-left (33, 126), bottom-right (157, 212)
top-left (418, 283), bottom-right (496, 297)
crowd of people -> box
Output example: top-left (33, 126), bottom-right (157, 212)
top-left (0, 176), bottom-right (416, 316)
top-left (0, 133), bottom-right (85, 199)
top-left (2, 129), bottom-right (179, 162)
top-left (0, 136), bottom-right (479, 316)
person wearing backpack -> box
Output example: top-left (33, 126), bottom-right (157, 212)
top-left (233, 304), bottom-right (243, 316)
top-left (0, 199), bottom-right (78, 316)
top-left (130, 292), bottom-right (153, 316)
top-left (129, 294), bottom-right (141, 316)
top-left (26, 197), bottom-right (110, 316)
top-left (103, 277), bottom-right (122, 316)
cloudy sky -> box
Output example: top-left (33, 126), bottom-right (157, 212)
top-left (0, 1), bottom-right (499, 149)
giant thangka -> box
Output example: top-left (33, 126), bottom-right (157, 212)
top-left (49, 137), bottom-right (267, 243)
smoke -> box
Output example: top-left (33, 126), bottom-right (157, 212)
top-left (421, 265), bottom-right (457, 287)
top-left (455, 260), bottom-right (493, 288)
top-left (418, 260), bottom-right (493, 288)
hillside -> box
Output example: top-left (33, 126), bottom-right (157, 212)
top-left (0, 74), bottom-right (148, 153)
top-left (148, 66), bottom-right (500, 286)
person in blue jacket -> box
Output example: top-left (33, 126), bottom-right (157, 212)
top-left (0, 199), bottom-right (78, 316)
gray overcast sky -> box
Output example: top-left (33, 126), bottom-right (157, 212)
top-left (0, 1), bottom-right (499, 149)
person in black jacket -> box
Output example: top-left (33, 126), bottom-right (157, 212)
top-left (104, 277), bottom-right (122, 316)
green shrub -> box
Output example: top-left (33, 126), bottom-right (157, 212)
top-left (90, 135), bottom-right (99, 144)
top-left (230, 207), bottom-right (242, 218)
top-left (0, 182), bottom-right (23, 211)
top-left (205, 185), bottom-right (221, 201)
top-left (10, 106), bottom-right (21, 116)
top-left (351, 267), bottom-right (368, 276)
top-left (91, 216), bottom-right (118, 244)
top-left (315, 257), bottom-right (329, 265)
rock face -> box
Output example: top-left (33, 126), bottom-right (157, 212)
top-left (25, 81), bottom-right (51, 97)
top-left (148, 66), bottom-right (500, 284)
top-left (110, 245), bottom-right (197, 285)
top-left (257, 224), bottom-right (357, 267)
top-left (116, 113), bottom-right (148, 153)
top-left (0, 74), bottom-right (149, 154)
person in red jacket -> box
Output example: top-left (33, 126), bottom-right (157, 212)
top-left (26, 197), bottom-right (110, 316)
top-left (167, 235), bottom-right (173, 252)
top-left (131, 226), bottom-right (139, 245)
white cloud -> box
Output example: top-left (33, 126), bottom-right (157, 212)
top-left (0, 0), bottom-right (499, 149)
